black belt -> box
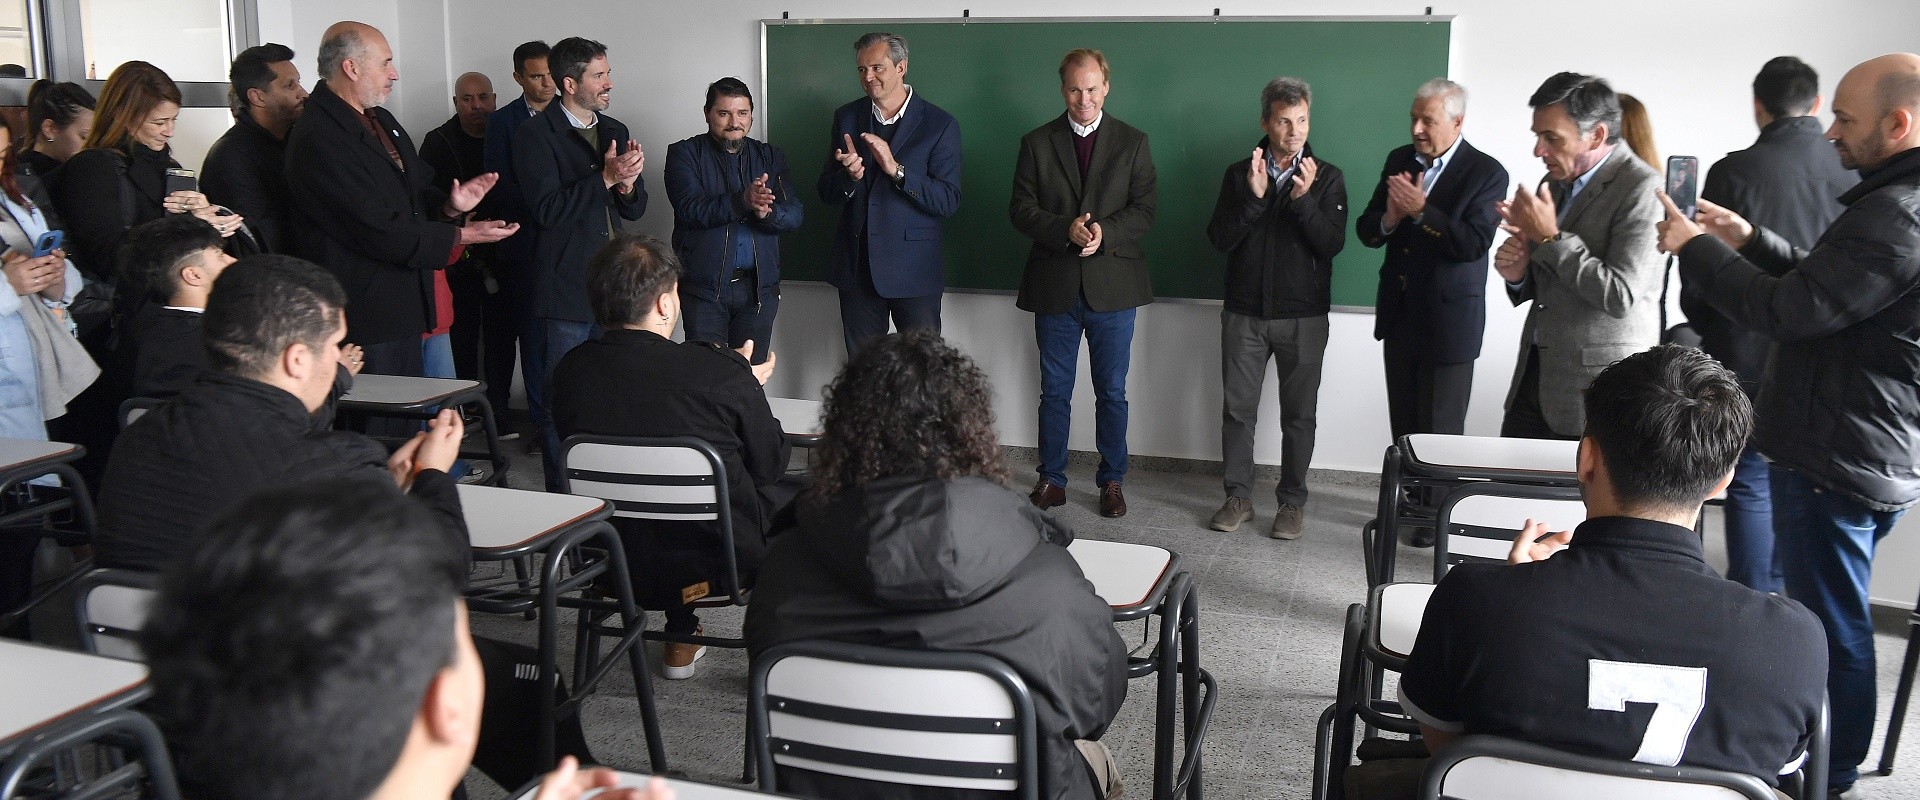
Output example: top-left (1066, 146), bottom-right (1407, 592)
top-left (730, 268), bottom-right (754, 282)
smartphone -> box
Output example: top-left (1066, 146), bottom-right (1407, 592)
top-left (31, 230), bottom-right (61, 258)
top-left (1666, 155), bottom-right (1699, 219)
top-left (165, 167), bottom-right (198, 197)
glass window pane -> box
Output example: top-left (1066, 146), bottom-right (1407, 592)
top-left (170, 105), bottom-right (233, 176)
top-left (80, 0), bottom-right (229, 83)
top-left (0, 1), bottom-right (36, 78)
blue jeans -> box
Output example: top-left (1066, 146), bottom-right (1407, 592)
top-left (1035, 296), bottom-right (1134, 488)
top-left (1722, 445), bottom-right (1779, 592)
top-left (538, 318), bottom-right (600, 492)
top-left (682, 280), bottom-right (778, 363)
top-left (421, 333), bottom-right (455, 379)
top-left (1773, 465), bottom-right (1902, 790)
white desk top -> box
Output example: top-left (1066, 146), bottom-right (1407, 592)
top-left (0, 640), bottom-right (149, 748)
top-left (511, 771), bottom-right (781, 800)
top-left (459, 484), bottom-right (610, 552)
top-left (340, 374), bottom-right (485, 409)
top-left (1403, 434), bottom-right (1577, 476)
top-left (1374, 583), bottom-right (1437, 658)
top-left (766, 397), bottom-right (823, 438)
top-left (0, 438), bottom-right (78, 473)
top-left (1067, 539), bottom-right (1175, 610)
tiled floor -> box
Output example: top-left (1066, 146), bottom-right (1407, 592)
top-left (459, 444), bottom-right (1920, 800)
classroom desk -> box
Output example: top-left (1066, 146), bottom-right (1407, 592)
top-left (457, 485), bottom-right (668, 774)
top-left (0, 639), bottom-right (148, 759)
top-left (1067, 539), bottom-right (1211, 800)
top-left (509, 770), bottom-right (800, 800)
top-left (765, 397), bottom-right (822, 447)
top-left (0, 438), bottom-right (91, 530)
top-left (1369, 434), bottom-right (1580, 586)
top-left (338, 374), bottom-right (507, 484)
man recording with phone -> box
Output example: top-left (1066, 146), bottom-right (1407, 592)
top-left (1659, 52), bottom-right (1920, 800)
top-left (1678, 56), bottom-right (1856, 597)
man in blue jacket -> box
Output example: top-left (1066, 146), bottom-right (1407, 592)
top-left (666, 78), bottom-right (801, 364)
top-left (512, 36), bottom-right (647, 491)
top-left (817, 32), bottom-right (962, 356)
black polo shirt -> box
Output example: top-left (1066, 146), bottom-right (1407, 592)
top-left (1397, 515), bottom-right (1827, 785)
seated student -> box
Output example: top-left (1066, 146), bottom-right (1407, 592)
top-left (114, 215), bottom-right (233, 398)
top-left (140, 480), bottom-right (670, 800)
top-left (1348, 344), bottom-right (1828, 798)
top-left (551, 232), bottom-right (801, 680)
top-left (93, 253), bottom-right (592, 790)
top-left (744, 330), bottom-right (1128, 800)
top-left (92, 254), bottom-right (461, 572)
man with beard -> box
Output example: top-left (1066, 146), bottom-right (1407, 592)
top-left (202, 43), bottom-right (306, 253)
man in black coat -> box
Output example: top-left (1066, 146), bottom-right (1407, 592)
top-left (551, 233), bottom-right (795, 679)
top-left (1685, 56), bottom-right (1857, 594)
top-left (512, 36), bottom-right (647, 491)
top-left (1357, 78), bottom-right (1507, 442)
top-left (94, 254), bottom-right (463, 573)
top-left (116, 216), bottom-right (233, 399)
top-left (1011, 49), bottom-right (1156, 519)
top-left (284, 21), bottom-right (516, 378)
top-left (1204, 76), bottom-right (1348, 540)
top-left (422, 71), bottom-right (516, 416)
top-left (202, 43), bottom-right (306, 254)
top-left (1659, 53), bottom-right (1920, 798)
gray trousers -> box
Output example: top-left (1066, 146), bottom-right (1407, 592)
top-left (1221, 311), bottom-right (1329, 506)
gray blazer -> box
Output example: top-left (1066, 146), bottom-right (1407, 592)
top-left (1505, 148), bottom-right (1665, 435)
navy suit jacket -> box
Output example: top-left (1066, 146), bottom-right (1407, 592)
top-left (1356, 139), bottom-right (1507, 364)
top-left (815, 93), bottom-right (961, 299)
top-left (483, 96), bottom-right (541, 269)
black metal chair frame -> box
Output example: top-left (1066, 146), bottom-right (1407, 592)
top-left (463, 516), bottom-right (668, 773)
top-left (748, 639), bottom-right (1043, 800)
top-left (1420, 735), bottom-right (1778, 800)
top-left (561, 434), bottom-right (751, 652)
top-left (1364, 438), bottom-right (1580, 588)
top-left (72, 568), bottom-right (159, 658)
top-left (336, 380), bottom-right (509, 485)
top-left (0, 445), bottom-right (97, 633)
top-left (0, 709), bottom-right (180, 800)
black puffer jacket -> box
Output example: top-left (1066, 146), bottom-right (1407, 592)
top-left (745, 476), bottom-right (1128, 800)
top-left (1678, 146), bottom-right (1920, 512)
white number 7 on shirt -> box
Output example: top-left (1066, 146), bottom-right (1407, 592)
top-left (1587, 659), bottom-right (1708, 766)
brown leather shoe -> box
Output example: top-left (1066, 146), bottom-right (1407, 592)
top-left (1099, 481), bottom-right (1127, 518)
top-left (1029, 479), bottom-right (1066, 509)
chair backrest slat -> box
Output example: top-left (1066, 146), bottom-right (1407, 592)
top-left (564, 439), bottom-right (724, 521)
top-left (1425, 736), bottom-right (1775, 800)
top-left (76, 569), bottom-right (158, 661)
top-left (751, 642), bottom-right (1039, 799)
top-left (1436, 485), bottom-right (1585, 581)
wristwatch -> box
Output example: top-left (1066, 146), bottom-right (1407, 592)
top-left (893, 165), bottom-right (906, 183)
top-left (1537, 231), bottom-right (1564, 246)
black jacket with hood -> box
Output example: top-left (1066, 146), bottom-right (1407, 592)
top-left (745, 475), bottom-right (1128, 800)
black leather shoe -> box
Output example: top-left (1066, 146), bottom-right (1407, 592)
top-left (1099, 481), bottom-right (1127, 518)
top-left (1029, 480), bottom-right (1066, 509)
top-left (1408, 526), bottom-right (1436, 548)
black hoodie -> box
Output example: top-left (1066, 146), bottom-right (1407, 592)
top-left (745, 475), bottom-right (1128, 800)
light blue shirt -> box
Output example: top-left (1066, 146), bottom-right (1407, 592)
top-left (1381, 137), bottom-right (1465, 234)
top-left (1560, 145), bottom-right (1615, 220)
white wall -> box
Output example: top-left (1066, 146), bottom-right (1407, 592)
top-left (252, 0), bottom-right (1920, 606)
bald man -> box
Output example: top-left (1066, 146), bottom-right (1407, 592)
top-left (287, 22), bottom-right (517, 379)
top-left (1659, 52), bottom-right (1920, 798)
top-left (421, 72), bottom-right (514, 410)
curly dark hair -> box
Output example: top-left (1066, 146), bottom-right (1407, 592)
top-left (810, 330), bottom-right (1007, 496)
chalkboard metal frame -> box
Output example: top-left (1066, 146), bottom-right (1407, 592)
top-left (760, 15), bottom-right (1455, 312)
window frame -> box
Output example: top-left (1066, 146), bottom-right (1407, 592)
top-left (0, 0), bottom-right (259, 106)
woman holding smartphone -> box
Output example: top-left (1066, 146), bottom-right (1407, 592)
top-left (50, 61), bottom-right (241, 299)
top-left (0, 115), bottom-right (87, 640)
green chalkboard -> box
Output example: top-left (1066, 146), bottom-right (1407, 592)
top-left (762, 16), bottom-right (1451, 308)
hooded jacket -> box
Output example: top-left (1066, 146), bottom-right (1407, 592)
top-left (745, 475), bottom-right (1128, 800)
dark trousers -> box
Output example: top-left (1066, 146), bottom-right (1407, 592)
top-left (1500, 346), bottom-right (1575, 441)
top-left (837, 250), bottom-right (939, 356)
top-left (449, 260), bottom-right (520, 414)
top-left (682, 280), bottom-right (779, 364)
top-left (1382, 336), bottom-right (1473, 440)
top-left (1221, 311), bottom-right (1328, 507)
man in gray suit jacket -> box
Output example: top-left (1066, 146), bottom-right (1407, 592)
top-left (1494, 73), bottom-right (1663, 439)
top-left (1011, 48), bottom-right (1157, 518)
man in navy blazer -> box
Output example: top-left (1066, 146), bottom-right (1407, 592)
top-left (1358, 78), bottom-right (1508, 441)
top-left (816, 31), bottom-right (962, 356)
top-left (481, 40), bottom-right (554, 441)
top-left (512, 36), bottom-right (647, 491)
